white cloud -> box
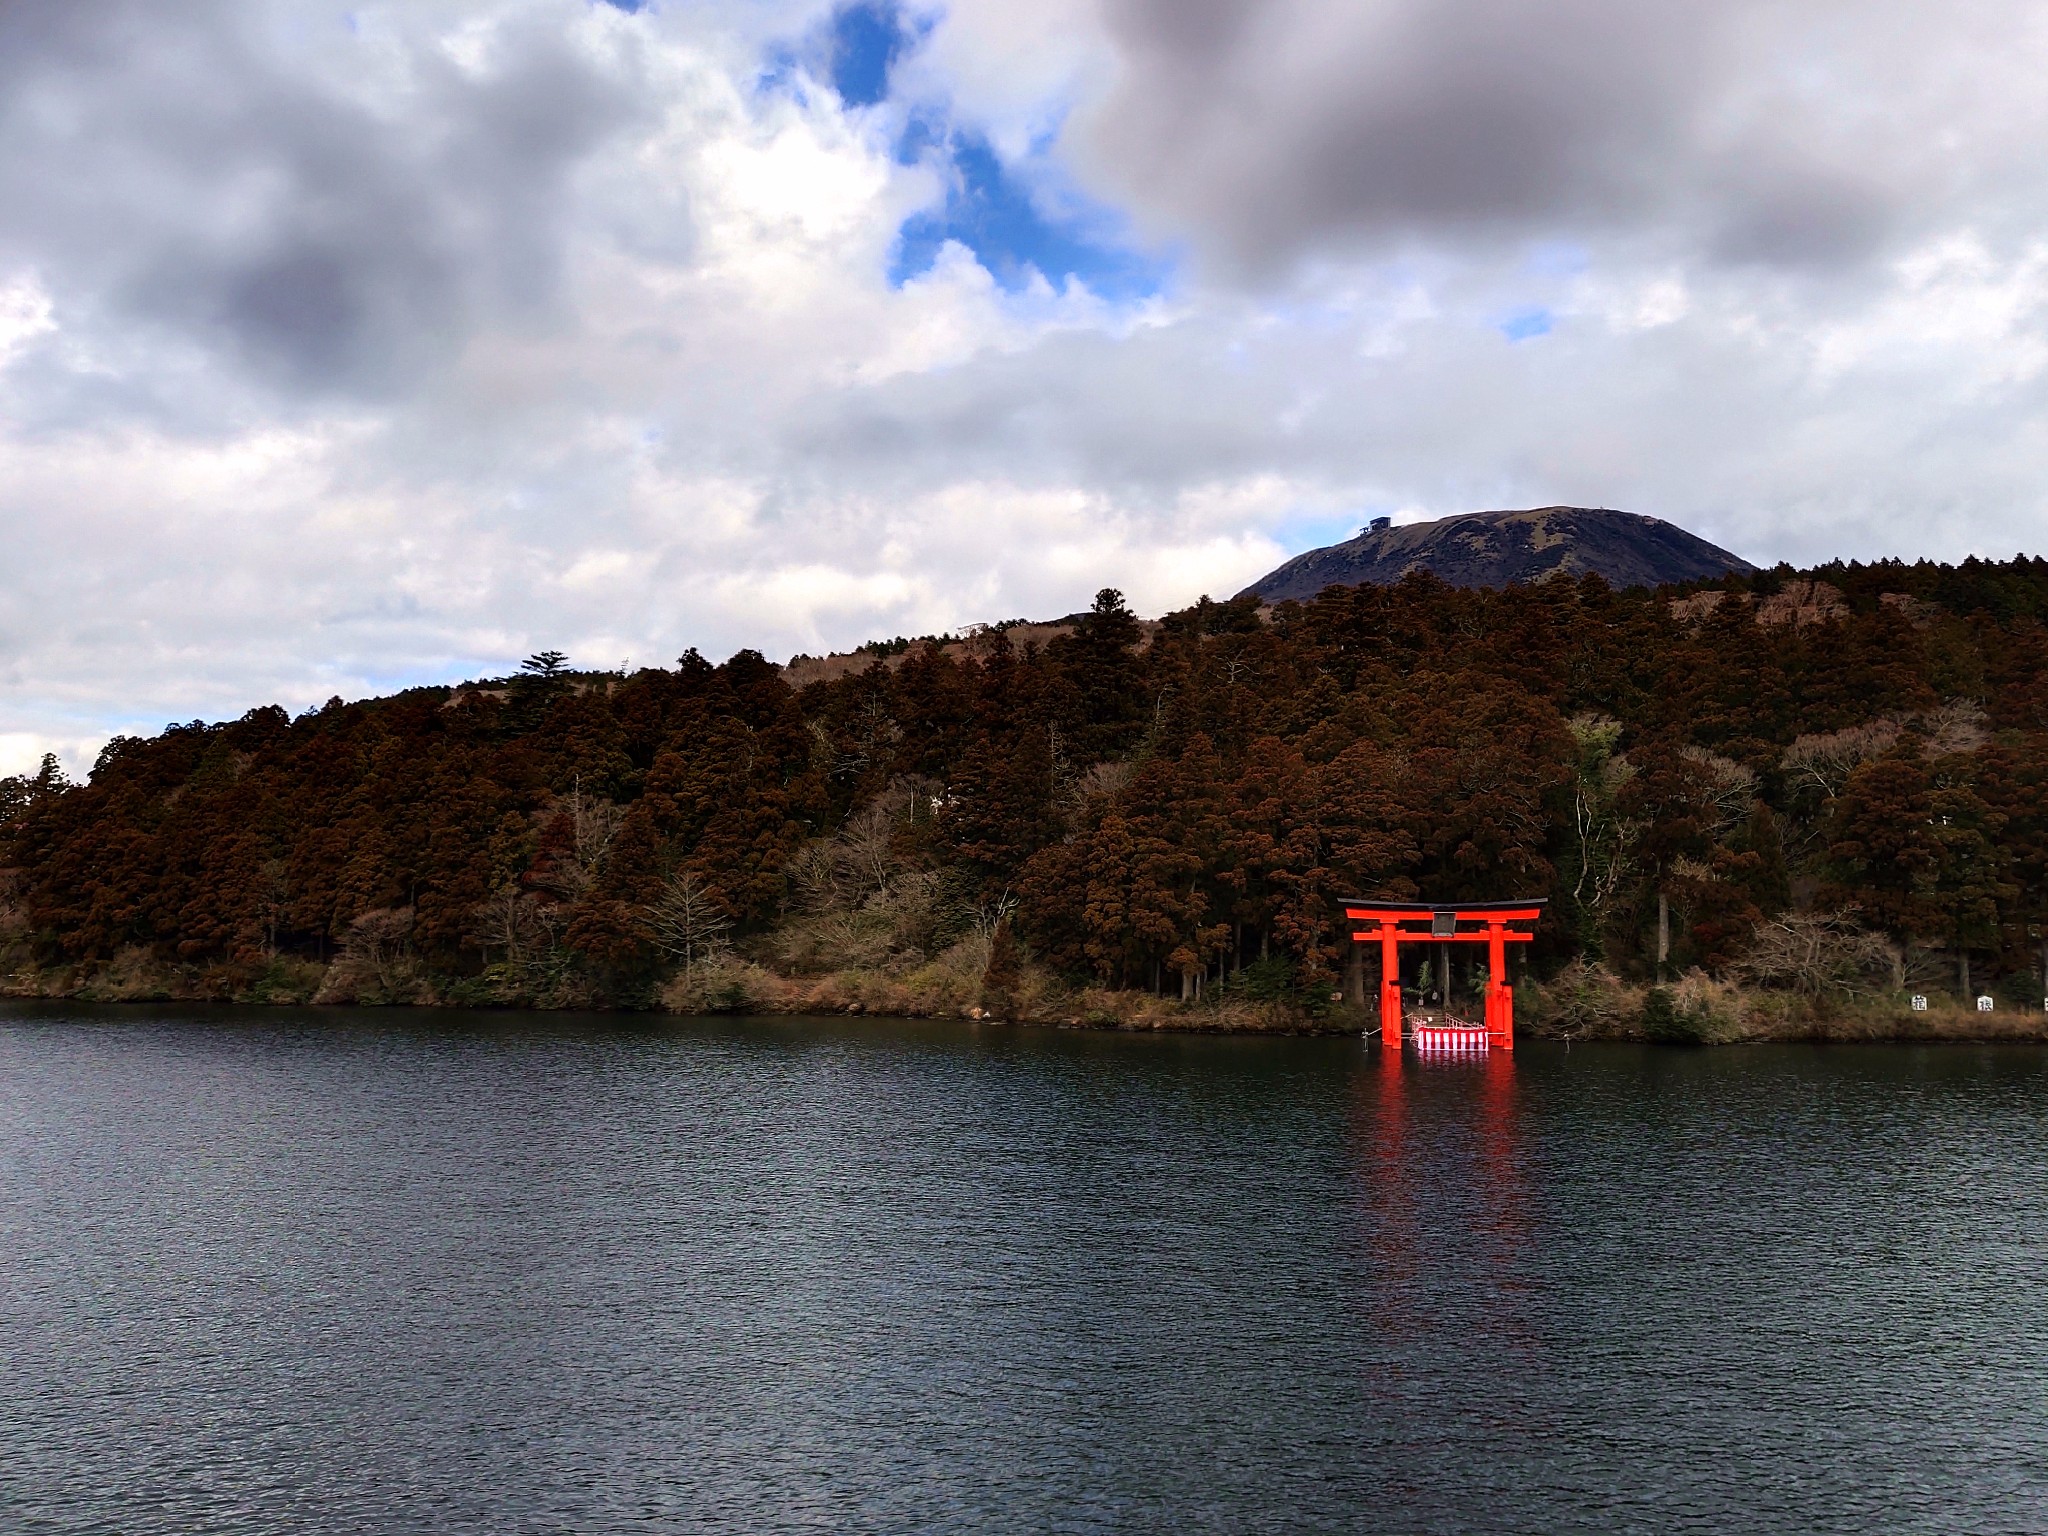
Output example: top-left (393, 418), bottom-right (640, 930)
top-left (0, 271), bottom-right (56, 365)
top-left (0, 733), bottom-right (99, 781)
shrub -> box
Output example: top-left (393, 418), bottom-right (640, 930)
top-left (661, 954), bottom-right (787, 1014)
top-left (317, 907), bottom-right (424, 1005)
top-left (1527, 959), bottom-right (1640, 1039)
top-left (980, 921), bottom-right (1022, 1016)
top-left (1228, 954), bottom-right (1298, 1004)
top-left (244, 957), bottom-right (324, 1005)
top-left (1670, 968), bottom-right (1747, 1041)
top-left (1642, 986), bottom-right (1705, 1045)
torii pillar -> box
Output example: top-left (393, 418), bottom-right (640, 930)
top-left (1378, 921), bottom-right (1403, 1047)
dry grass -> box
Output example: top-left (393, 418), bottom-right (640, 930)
top-left (1517, 960), bottom-right (2048, 1044)
top-left (649, 953), bottom-right (1328, 1032)
top-left (1802, 995), bottom-right (2048, 1043)
top-left (3, 942), bottom-right (2042, 1044)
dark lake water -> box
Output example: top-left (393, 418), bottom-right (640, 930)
top-left (3, 1005), bottom-right (2045, 1534)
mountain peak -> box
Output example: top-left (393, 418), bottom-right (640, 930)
top-left (1239, 507), bottom-right (1755, 602)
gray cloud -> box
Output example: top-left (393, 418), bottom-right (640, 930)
top-left (0, 1), bottom-right (655, 401)
top-left (1077, 0), bottom-right (2017, 275)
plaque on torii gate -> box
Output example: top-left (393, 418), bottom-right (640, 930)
top-left (1342, 900), bottom-right (1544, 1051)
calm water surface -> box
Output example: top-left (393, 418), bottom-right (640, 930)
top-left (2, 1004), bottom-right (2044, 1534)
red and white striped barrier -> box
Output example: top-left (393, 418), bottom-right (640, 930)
top-left (1410, 1021), bottom-right (1491, 1054)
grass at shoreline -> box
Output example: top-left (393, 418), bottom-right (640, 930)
top-left (5, 951), bottom-right (2045, 1044)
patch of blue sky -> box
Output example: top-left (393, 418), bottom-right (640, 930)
top-left (757, 3), bottom-right (924, 119)
top-left (829, 0), bottom-right (925, 107)
top-left (1275, 505), bottom-right (1404, 552)
top-left (598, 0), bottom-right (647, 12)
top-left (1498, 307), bottom-right (1555, 342)
top-left (894, 109), bottom-right (943, 166)
top-left (890, 130), bottom-right (1168, 301)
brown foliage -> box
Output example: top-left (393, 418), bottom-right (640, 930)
top-left (6, 556), bottom-right (2048, 1010)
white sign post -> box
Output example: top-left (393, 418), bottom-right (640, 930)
top-left (1910, 995), bottom-right (1927, 1012)
top-left (1977, 995), bottom-right (1995, 1012)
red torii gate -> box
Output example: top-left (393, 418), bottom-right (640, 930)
top-left (1342, 901), bottom-right (1544, 1051)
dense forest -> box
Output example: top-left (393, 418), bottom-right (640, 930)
top-left (4, 557), bottom-right (2047, 1031)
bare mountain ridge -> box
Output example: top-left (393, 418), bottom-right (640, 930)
top-left (1239, 506), bottom-right (1756, 603)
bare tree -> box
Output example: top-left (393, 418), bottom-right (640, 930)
top-left (475, 883), bottom-right (553, 966)
top-left (476, 884), bottom-right (527, 964)
top-left (1732, 910), bottom-right (1900, 999)
top-left (836, 792), bottom-right (902, 902)
top-left (1782, 720), bottom-right (1904, 804)
top-left (1568, 715), bottom-right (1643, 918)
top-left (1062, 760), bottom-right (1133, 823)
top-left (962, 888), bottom-right (1020, 974)
top-left (530, 782), bottom-right (624, 904)
top-left (789, 777), bottom-right (938, 912)
top-left (1921, 699), bottom-right (1988, 757)
top-left (1677, 746), bottom-right (1758, 840)
top-left (641, 869), bottom-right (733, 983)
top-left (471, 883), bottom-right (576, 995)
top-left (1539, 959), bottom-right (1639, 1041)
top-left (338, 906), bottom-right (417, 998)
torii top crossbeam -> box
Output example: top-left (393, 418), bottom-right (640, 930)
top-left (1342, 900), bottom-right (1545, 1050)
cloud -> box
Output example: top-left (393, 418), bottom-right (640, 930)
top-left (0, 0), bottom-right (2046, 779)
top-left (1074, 0), bottom-right (2047, 277)
top-left (0, 0), bottom-right (663, 402)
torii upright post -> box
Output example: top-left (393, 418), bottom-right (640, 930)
top-left (1484, 918), bottom-right (1511, 1050)
top-left (1379, 921), bottom-right (1403, 1047)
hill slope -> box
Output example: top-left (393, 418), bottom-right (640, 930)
top-left (1240, 506), bottom-right (1755, 602)
top-left (6, 556), bottom-right (2048, 1029)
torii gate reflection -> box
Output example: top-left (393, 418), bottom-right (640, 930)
top-left (1349, 908), bottom-right (1542, 1379)
top-left (1359, 1043), bottom-right (1531, 1372)
top-left (1342, 901), bottom-right (1544, 1051)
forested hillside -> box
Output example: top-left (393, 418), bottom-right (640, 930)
top-left (5, 557), bottom-right (2047, 1029)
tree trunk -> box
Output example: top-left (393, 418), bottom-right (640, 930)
top-left (1180, 969), bottom-right (1192, 1002)
top-left (1959, 949), bottom-right (1971, 999)
top-left (1345, 940), bottom-right (1365, 1008)
top-left (1657, 891), bottom-right (1670, 978)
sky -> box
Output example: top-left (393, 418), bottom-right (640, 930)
top-left (3, 0), bottom-right (2047, 775)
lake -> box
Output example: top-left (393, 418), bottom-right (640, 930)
top-left (2, 1004), bottom-right (2044, 1533)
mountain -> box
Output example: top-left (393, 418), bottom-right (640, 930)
top-left (1238, 507), bottom-right (1756, 603)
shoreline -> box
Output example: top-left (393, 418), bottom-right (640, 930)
top-left (5, 963), bottom-right (2044, 1045)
